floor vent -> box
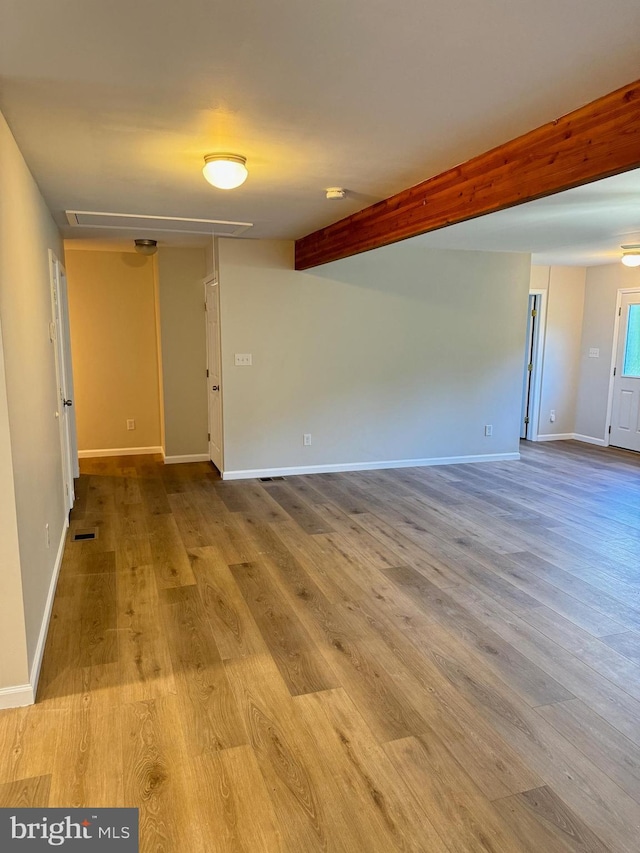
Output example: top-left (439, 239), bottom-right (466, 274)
top-left (259, 476), bottom-right (285, 482)
top-left (72, 528), bottom-right (98, 541)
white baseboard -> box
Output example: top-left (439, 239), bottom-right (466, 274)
top-left (28, 514), bottom-right (68, 702)
top-left (535, 432), bottom-right (608, 447)
top-left (78, 446), bottom-right (163, 458)
top-left (222, 451), bottom-right (521, 481)
top-left (0, 683), bottom-right (35, 710)
top-left (534, 433), bottom-right (575, 442)
top-left (573, 433), bottom-right (607, 447)
top-left (164, 453), bottom-right (210, 465)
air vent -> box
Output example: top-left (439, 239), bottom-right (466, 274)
top-left (72, 528), bottom-right (98, 541)
top-left (258, 476), bottom-right (285, 482)
top-left (66, 210), bottom-right (253, 237)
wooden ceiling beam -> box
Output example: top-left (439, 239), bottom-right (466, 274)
top-left (295, 79), bottom-right (640, 270)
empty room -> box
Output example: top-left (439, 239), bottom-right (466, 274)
top-left (1, 2), bottom-right (640, 851)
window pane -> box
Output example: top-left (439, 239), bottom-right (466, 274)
top-left (623, 304), bottom-right (640, 377)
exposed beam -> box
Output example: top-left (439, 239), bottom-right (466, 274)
top-left (295, 79), bottom-right (640, 270)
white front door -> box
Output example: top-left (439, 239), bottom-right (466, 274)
top-left (50, 253), bottom-right (77, 512)
top-left (610, 292), bottom-right (640, 452)
top-left (205, 279), bottom-right (223, 472)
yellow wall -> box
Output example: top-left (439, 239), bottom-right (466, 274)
top-left (65, 250), bottom-right (162, 452)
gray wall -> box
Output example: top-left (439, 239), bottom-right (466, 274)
top-left (0, 111), bottom-right (66, 677)
top-left (157, 247), bottom-right (209, 459)
top-left (575, 263), bottom-right (640, 441)
top-left (537, 266), bottom-right (586, 437)
top-left (218, 238), bottom-right (531, 475)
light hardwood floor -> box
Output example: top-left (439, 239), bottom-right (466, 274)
top-left (1, 440), bottom-right (640, 851)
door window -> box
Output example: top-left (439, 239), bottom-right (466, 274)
top-left (623, 304), bottom-right (640, 377)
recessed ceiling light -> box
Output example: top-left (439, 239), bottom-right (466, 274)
top-left (203, 154), bottom-right (248, 190)
top-left (621, 244), bottom-right (640, 267)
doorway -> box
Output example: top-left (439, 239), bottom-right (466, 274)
top-left (205, 276), bottom-right (224, 473)
top-left (609, 290), bottom-right (640, 452)
top-left (49, 251), bottom-right (78, 513)
top-left (520, 291), bottom-right (546, 440)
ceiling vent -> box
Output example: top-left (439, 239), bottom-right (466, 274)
top-left (65, 210), bottom-right (253, 237)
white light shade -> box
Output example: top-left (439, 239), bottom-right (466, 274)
top-left (203, 154), bottom-right (248, 189)
top-left (621, 250), bottom-right (640, 267)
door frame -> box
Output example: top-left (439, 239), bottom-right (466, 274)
top-left (604, 285), bottom-right (640, 447)
top-left (526, 288), bottom-right (548, 442)
top-left (48, 250), bottom-right (78, 512)
top-left (204, 274), bottom-right (224, 473)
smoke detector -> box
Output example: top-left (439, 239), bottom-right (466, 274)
top-left (326, 187), bottom-right (346, 200)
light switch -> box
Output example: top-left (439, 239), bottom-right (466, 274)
top-left (588, 347), bottom-right (599, 358)
top-left (234, 353), bottom-right (252, 366)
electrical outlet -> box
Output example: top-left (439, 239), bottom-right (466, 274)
top-left (550, 410), bottom-right (556, 423)
top-left (588, 347), bottom-right (600, 358)
top-left (303, 434), bottom-right (312, 446)
top-left (234, 353), bottom-right (252, 366)
top-left (126, 419), bottom-right (135, 430)
top-left (45, 523), bottom-right (50, 549)
top-left (484, 425), bottom-right (493, 437)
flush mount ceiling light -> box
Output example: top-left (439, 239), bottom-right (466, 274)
top-left (203, 154), bottom-right (248, 190)
top-left (134, 239), bottom-right (158, 256)
top-left (326, 187), bottom-right (346, 200)
top-left (621, 244), bottom-right (640, 267)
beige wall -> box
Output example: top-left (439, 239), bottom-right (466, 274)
top-left (536, 266), bottom-right (586, 437)
top-left (575, 263), bottom-right (640, 441)
top-left (218, 239), bottom-right (530, 476)
top-left (0, 111), bottom-right (66, 679)
top-left (0, 320), bottom-right (30, 690)
top-left (65, 250), bottom-right (162, 452)
top-left (156, 247), bottom-right (208, 459)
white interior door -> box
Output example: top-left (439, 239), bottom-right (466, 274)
top-left (50, 253), bottom-right (77, 512)
top-left (610, 292), bottom-right (640, 452)
top-left (205, 278), bottom-right (223, 472)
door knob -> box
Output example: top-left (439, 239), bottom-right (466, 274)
top-left (63, 399), bottom-right (73, 407)
top-left (212, 385), bottom-right (219, 392)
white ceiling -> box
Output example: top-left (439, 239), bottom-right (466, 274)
top-left (1, 0), bottom-right (639, 264)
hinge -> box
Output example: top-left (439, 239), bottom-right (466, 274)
top-left (531, 309), bottom-right (537, 317)
top-left (619, 306), bottom-right (622, 316)
top-left (527, 363), bottom-right (533, 372)
top-left (613, 367), bottom-right (616, 376)
top-left (524, 417), bottom-right (530, 424)
top-left (206, 368), bottom-right (209, 377)
top-left (609, 425), bottom-right (612, 434)
top-left (208, 433), bottom-right (211, 441)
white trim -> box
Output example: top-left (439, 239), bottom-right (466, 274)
top-left (535, 433), bottom-right (575, 442)
top-left (78, 446), bottom-right (163, 458)
top-left (0, 683), bottom-right (34, 710)
top-left (573, 433), bottom-right (607, 447)
top-left (164, 453), bottom-right (210, 465)
top-left (29, 516), bottom-right (68, 697)
top-left (222, 452), bottom-right (521, 480)
top-left (604, 286), bottom-right (640, 449)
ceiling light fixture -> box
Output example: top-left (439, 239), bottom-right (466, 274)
top-left (621, 244), bottom-right (640, 267)
top-left (326, 187), bottom-right (346, 200)
top-left (134, 239), bottom-right (158, 256)
top-left (203, 154), bottom-right (248, 190)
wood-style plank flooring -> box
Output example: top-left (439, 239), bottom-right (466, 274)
top-left (2, 440), bottom-right (640, 851)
